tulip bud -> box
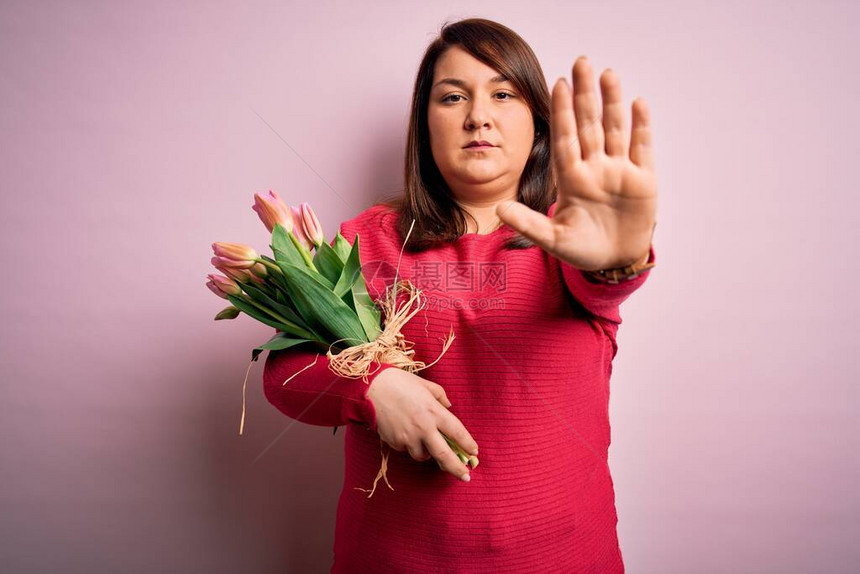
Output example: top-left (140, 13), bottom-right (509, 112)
top-left (206, 273), bottom-right (242, 298)
top-left (215, 264), bottom-right (249, 282)
top-left (290, 205), bottom-right (313, 251)
top-left (206, 280), bottom-right (227, 299)
top-left (211, 242), bottom-right (258, 269)
top-left (300, 202), bottom-right (325, 248)
top-left (212, 241), bottom-right (257, 261)
top-left (214, 306), bottom-right (241, 320)
top-left (250, 262), bottom-right (268, 279)
top-left (252, 190), bottom-right (292, 234)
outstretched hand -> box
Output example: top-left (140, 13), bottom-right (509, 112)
top-left (497, 55), bottom-right (658, 271)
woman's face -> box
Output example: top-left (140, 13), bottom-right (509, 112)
top-left (427, 46), bottom-right (535, 198)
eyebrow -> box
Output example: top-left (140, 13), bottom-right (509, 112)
top-left (431, 74), bottom-right (510, 90)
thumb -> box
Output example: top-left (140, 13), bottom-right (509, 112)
top-left (496, 200), bottom-right (555, 248)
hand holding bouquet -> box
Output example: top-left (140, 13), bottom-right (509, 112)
top-left (206, 191), bottom-right (478, 496)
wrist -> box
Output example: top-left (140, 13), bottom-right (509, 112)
top-left (583, 246), bottom-right (654, 284)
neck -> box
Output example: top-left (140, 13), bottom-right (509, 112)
top-left (450, 184), bottom-right (518, 235)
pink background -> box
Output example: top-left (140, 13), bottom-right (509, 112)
top-left (1, 1), bottom-right (857, 572)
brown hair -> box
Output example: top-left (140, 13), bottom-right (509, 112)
top-left (377, 17), bottom-right (556, 251)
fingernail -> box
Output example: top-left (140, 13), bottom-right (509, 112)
top-left (461, 473), bottom-right (470, 482)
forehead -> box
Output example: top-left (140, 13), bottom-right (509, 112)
top-left (432, 46), bottom-right (509, 85)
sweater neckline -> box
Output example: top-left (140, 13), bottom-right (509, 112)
top-left (457, 224), bottom-right (511, 241)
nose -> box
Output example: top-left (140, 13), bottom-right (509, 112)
top-left (465, 98), bottom-right (491, 131)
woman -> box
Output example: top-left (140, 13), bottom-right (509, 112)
top-left (263, 17), bottom-right (657, 573)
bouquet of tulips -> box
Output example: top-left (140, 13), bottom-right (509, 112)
top-left (206, 191), bottom-right (477, 496)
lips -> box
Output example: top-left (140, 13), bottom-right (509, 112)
top-left (465, 140), bottom-right (495, 148)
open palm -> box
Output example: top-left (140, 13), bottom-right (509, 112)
top-left (498, 56), bottom-right (658, 271)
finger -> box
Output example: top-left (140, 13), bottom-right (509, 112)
top-left (424, 431), bottom-right (471, 481)
top-left (600, 68), bottom-right (627, 157)
top-left (424, 380), bottom-right (452, 409)
top-left (407, 442), bottom-right (431, 462)
top-left (435, 408), bottom-right (479, 456)
top-left (572, 56), bottom-right (604, 159)
top-left (629, 97), bottom-right (654, 171)
top-left (496, 200), bottom-right (557, 252)
top-left (551, 76), bottom-right (580, 170)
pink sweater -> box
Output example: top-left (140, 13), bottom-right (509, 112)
top-left (263, 202), bottom-right (655, 573)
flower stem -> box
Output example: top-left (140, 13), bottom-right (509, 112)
top-left (289, 232), bottom-right (317, 271)
top-left (441, 432), bottom-right (479, 469)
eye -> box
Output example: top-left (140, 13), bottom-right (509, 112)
top-left (441, 94), bottom-right (464, 103)
top-left (495, 92), bottom-right (515, 101)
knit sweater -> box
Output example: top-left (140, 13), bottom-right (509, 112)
top-left (263, 201), bottom-right (655, 573)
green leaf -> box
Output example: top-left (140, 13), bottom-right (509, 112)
top-left (271, 224), bottom-right (305, 268)
top-left (227, 294), bottom-right (316, 340)
top-left (313, 241), bottom-right (345, 286)
top-left (332, 232), bottom-right (351, 263)
top-left (226, 294), bottom-right (294, 333)
top-left (278, 261), bottom-right (368, 345)
top-left (238, 282), bottom-right (313, 335)
top-left (274, 246), bottom-right (334, 290)
top-left (353, 274), bottom-right (382, 340)
top-left (332, 233), bottom-right (363, 298)
top-left (252, 332), bottom-right (316, 362)
top-left (331, 233), bottom-right (382, 340)
top-left (339, 288), bottom-right (357, 312)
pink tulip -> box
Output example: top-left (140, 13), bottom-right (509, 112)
top-left (206, 273), bottom-right (242, 299)
top-left (217, 265), bottom-right (248, 282)
top-left (252, 190), bottom-right (292, 234)
top-left (300, 202), bottom-right (325, 248)
top-left (211, 242), bottom-right (258, 268)
top-left (290, 205), bottom-right (313, 251)
top-left (206, 281), bottom-right (227, 299)
top-left (214, 261), bottom-right (266, 286)
top-left (214, 264), bottom-right (246, 282)
top-left (249, 262), bottom-right (268, 280)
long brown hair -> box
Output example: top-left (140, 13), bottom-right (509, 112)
top-left (378, 17), bottom-right (556, 251)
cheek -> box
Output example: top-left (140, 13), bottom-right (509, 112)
top-left (428, 110), bottom-right (458, 144)
top-left (506, 109), bottom-right (534, 159)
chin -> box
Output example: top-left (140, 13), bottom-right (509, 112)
top-left (453, 165), bottom-right (504, 184)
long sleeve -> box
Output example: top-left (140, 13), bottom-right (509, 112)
top-left (263, 343), bottom-right (397, 432)
top-left (262, 219), bottom-right (398, 432)
top-left (556, 244), bottom-right (655, 324)
top-left (548, 201), bottom-right (656, 325)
